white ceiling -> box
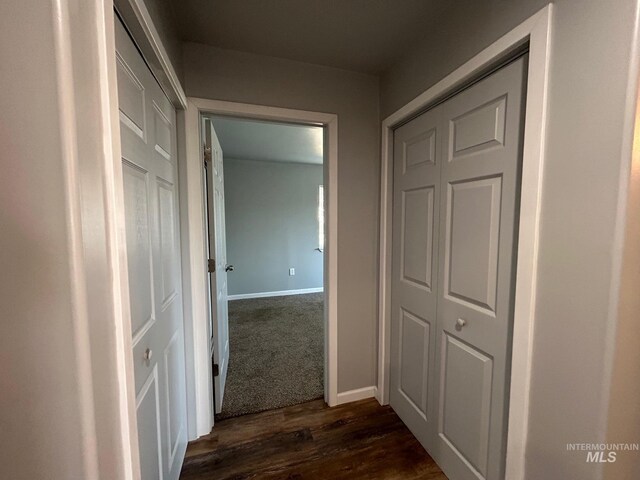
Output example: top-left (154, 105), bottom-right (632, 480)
top-left (210, 116), bottom-right (324, 165)
top-left (171, 0), bottom-right (448, 74)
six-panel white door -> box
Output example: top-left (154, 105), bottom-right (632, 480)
top-left (390, 55), bottom-right (527, 480)
top-left (116, 17), bottom-right (188, 480)
top-left (204, 119), bottom-right (230, 414)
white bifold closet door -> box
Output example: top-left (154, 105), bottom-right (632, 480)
top-left (203, 119), bottom-right (230, 415)
top-left (390, 55), bottom-right (527, 480)
top-left (115, 16), bottom-right (188, 480)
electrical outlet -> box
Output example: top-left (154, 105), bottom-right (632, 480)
top-left (289, 267), bottom-right (295, 276)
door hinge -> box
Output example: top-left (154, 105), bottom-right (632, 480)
top-left (212, 363), bottom-right (219, 377)
top-left (208, 258), bottom-right (215, 273)
top-left (203, 145), bottom-right (212, 167)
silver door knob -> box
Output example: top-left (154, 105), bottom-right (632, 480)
top-left (455, 318), bottom-right (466, 331)
top-left (143, 348), bottom-right (153, 362)
top-left (225, 264), bottom-right (234, 272)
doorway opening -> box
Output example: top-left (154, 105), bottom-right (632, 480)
top-left (203, 115), bottom-right (327, 420)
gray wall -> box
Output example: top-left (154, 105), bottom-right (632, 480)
top-left (381, 1), bottom-right (640, 478)
top-left (184, 43), bottom-right (380, 393)
top-left (224, 158), bottom-right (324, 295)
top-left (379, 0), bottom-right (549, 118)
top-left (141, 0), bottom-right (183, 82)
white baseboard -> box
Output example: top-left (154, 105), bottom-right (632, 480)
top-left (335, 386), bottom-right (378, 405)
top-left (228, 287), bottom-right (324, 301)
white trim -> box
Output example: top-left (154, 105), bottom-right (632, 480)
top-left (180, 101), bottom-right (212, 438)
top-left (114, 0), bottom-right (187, 109)
top-left (228, 288), bottom-right (324, 300)
top-left (102, 4), bottom-right (141, 479)
top-left (181, 98), bottom-right (339, 439)
top-left (336, 386), bottom-right (378, 405)
top-left (376, 6), bottom-right (552, 480)
top-left (52, 0), bottom-right (100, 476)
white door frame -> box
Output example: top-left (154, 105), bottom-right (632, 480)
top-left (377, 5), bottom-right (552, 480)
top-left (180, 98), bottom-right (339, 439)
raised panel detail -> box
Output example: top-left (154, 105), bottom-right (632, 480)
top-left (123, 160), bottom-right (155, 341)
top-left (116, 53), bottom-right (145, 139)
top-left (445, 176), bottom-right (501, 313)
top-left (404, 128), bottom-right (436, 170)
top-left (401, 187), bottom-right (434, 290)
top-left (158, 179), bottom-right (177, 309)
top-left (398, 309), bottom-right (430, 419)
top-left (440, 334), bottom-right (493, 478)
top-left (164, 331), bottom-right (183, 466)
top-left (153, 102), bottom-right (172, 161)
top-left (450, 95), bottom-right (506, 159)
top-left (136, 367), bottom-right (163, 480)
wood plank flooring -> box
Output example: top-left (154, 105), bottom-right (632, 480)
top-left (180, 398), bottom-right (448, 480)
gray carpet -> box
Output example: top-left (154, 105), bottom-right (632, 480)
top-left (217, 293), bottom-right (324, 420)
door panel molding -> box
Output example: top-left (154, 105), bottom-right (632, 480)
top-left (438, 333), bottom-right (493, 478)
top-left (444, 175), bottom-right (502, 315)
top-left (115, 52), bottom-right (147, 139)
top-left (157, 178), bottom-right (178, 308)
top-left (378, 6), bottom-right (553, 480)
top-left (404, 128), bottom-right (437, 169)
top-left (401, 186), bottom-right (435, 290)
top-left (122, 160), bottom-right (156, 344)
top-left (398, 308), bottom-right (431, 420)
top-left (135, 365), bottom-right (163, 480)
top-left (450, 95), bottom-right (507, 160)
top-left (163, 329), bottom-right (183, 468)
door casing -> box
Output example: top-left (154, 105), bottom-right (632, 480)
top-left (180, 98), bottom-right (339, 438)
top-left (377, 6), bottom-right (553, 480)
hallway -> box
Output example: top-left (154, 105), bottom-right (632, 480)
top-left (6, 1), bottom-right (640, 479)
top-left (181, 398), bottom-right (447, 479)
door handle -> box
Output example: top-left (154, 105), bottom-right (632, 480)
top-left (225, 264), bottom-right (234, 272)
top-left (455, 318), bottom-right (466, 331)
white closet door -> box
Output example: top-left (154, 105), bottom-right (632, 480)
top-left (390, 54), bottom-right (527, 480)
top-left (432, 55), bottom-right (526, 480)
top-left (204, 119), bottom-right (230, 414)
top-left (389, 105), bottom-right (442, 451)
top-left (115, 16), bottom-right (188, 480)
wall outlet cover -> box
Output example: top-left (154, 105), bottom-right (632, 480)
top-left (289, 268), bottom-right (295, 276)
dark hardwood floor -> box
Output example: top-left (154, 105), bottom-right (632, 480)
top-left (180, 398), bottom-right (448, 480)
